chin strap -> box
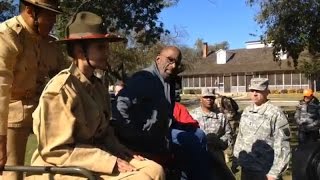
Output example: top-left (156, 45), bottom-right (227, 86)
top-left (31, 6), bottom-right (40, 34)
top-left (80, 43), bottom-right (96, 70)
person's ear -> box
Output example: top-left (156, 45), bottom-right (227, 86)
top-left (25, 5), bottom-right (34, 19)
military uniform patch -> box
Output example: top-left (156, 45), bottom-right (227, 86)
top-left (282, 127), bottom-right (290, 137)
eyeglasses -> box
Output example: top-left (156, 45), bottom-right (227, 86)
top-left (161, 55), bottom-right (180, 65)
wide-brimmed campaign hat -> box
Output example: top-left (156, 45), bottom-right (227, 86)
top-left (22, 0), bottom-right (62, 14)
top-left (56, 11), bottom-right (125, 43)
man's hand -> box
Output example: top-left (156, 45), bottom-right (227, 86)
top-left (0, 135), bottom-right (7, 174)
top-left (118, 148), bottom-right (145, 161)
top-left (115, 158), bottom-right (136, 173)
top-left (266, 175), bottom-right (276, 180)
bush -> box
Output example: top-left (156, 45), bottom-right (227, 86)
top-left (271, 89), bottom-right (280, 94)
top-left (297, 89), bottom-right (304, 93)
top-left (183, 89), bottom-right (201, 94)
top-left (280, 89), bottom-right (288, 94)
top-left (288, 89), bottom-right (297, 93)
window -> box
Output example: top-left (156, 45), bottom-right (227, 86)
top-left (276, 73), bottom-right (283, 85)
top-left (206, 75), bottom-right (212, 87)
top-left (269, 74), bottom-right (275, 85)
top-left (301, 75), bottom-right (308, 84)
top-left (232, 75), bottom-right (237, 86)
top-left (189, 76), bottom-right (194, 87)
top-left (200, 76), bottom-right (206, 87)
top-left (239, 75), bottom-right (245, 86)
top-left (284, 73), bottom-right (291, 85)
top-left (260, 73), bottom-right (267, 78)
top-left (182, 77), bottom-right (188, 87)
top-left (212, 76), bottom-right (218, 86)
top-left (194, 76), bottom-right (200, 87)
top-left (292, 73), bottom-right (300, 85)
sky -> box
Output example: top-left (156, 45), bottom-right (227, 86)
top-left (159, 0), bottom-right (263, 49)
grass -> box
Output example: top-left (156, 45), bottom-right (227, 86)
top-left (24, 134), bottom-right (37, 165)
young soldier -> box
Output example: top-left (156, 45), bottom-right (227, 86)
top-left (27, 11), bottom-right (164, 180)
top-left (190, 87), bottom-right (232, 163)
top-left (0, 0), bottom-right (63, 179)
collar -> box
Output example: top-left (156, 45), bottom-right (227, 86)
top-left (197, 107), bottom-right (217, 118)
top-left (69, 63), bottom-right (97, 93)
top-left (249, 100), bottom-right (271, 114)
top-left (17, 15), bottom-right (39, 39)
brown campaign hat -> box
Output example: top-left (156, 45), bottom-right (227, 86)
top-left (56, 11), bottom-right (125, 43)
top-left (22, 0), bottom-right (62, 14)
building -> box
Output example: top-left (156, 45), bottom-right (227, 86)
top-left (180, 41), bottom-right (313, 94)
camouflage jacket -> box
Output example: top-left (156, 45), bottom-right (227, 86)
top-left (190, 107), bottom-right (232, 147)
top-left (294, 97), bottom-right (320, 131)
top-left (233, 100), bottom-right (291, 178)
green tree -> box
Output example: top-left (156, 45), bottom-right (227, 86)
top-left (57, 0), bottom-right (178, 45)
top-left (247, 0), bottom-right (320, 65)
top-left (0, 0), bottom-right (18, 22)
top-left (247, 0), bottom-right (320, 89)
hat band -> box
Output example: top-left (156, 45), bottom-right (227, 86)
top-left (68, 33), bottom-right (107, 40)
top-left (27, 0), bottom-right (60, 10)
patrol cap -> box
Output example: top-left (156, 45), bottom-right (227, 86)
top-left (249, 78), bottom-right (269, 91)
top-left (22, 0), bottom-right (62, 14)
top-left (56, 11), bottom-right (125, 43)
top-left (201, 87), bottom-right (215, 97)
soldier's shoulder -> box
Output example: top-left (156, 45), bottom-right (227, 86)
top-left (190, 107), bottom-right (201, 114)
top-left (43, 69), bottom-right (72, 93)
top-left (0, 16), bottom-right (23, 34)
top-left (266, 102), bottom-right (283, 112)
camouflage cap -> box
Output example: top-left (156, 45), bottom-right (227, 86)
top-left (201, 87), bottom-right (215, 97)
top-left (249, 78), bottom-right (269, 91)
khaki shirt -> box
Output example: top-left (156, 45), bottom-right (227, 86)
top-left (31, 63), bottom-right (127, 174)
top-left (0, 15), bottom-right (63, 133)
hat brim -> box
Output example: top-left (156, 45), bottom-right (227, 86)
top-left (201, 94), bottom-right (215, 97)
top-left (23, 0), bottom-right (62, 14)
top-left (55, 33), bottom-right (126, 43)
top-left (249, 87), bottom-right (267, 91)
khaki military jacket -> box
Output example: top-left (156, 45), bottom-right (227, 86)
top-left (233, 100), bottom-right (291, 178)
top-left (0, 15), bottom-right (63, 133)
top-left (30, 63), bottom-right (131, 177)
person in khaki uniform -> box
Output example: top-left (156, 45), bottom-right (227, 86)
top-left (0, 0), bottom-right (63, 179)
top-left (26, 11), bottom-right (165, 180)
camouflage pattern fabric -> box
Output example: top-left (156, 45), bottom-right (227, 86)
top-left (295, 98), bottom-right (320, 131)
top-left (190, 107), bottom-right (232, 147)
top-left (233, 100), bottom-right (291, 178)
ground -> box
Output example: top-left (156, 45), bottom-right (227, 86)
top-left (23, 92), bottom-right (305, 179)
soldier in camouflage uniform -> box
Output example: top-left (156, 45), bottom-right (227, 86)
top-left (190, 87), bottom-right (232, 164)
top-left (294, 89), bottom-right (320, 144)
top-left (232, 78), bottom-right (291, 180)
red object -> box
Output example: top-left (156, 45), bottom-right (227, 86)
top-left (173, 102), bottom-right (199, 128)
